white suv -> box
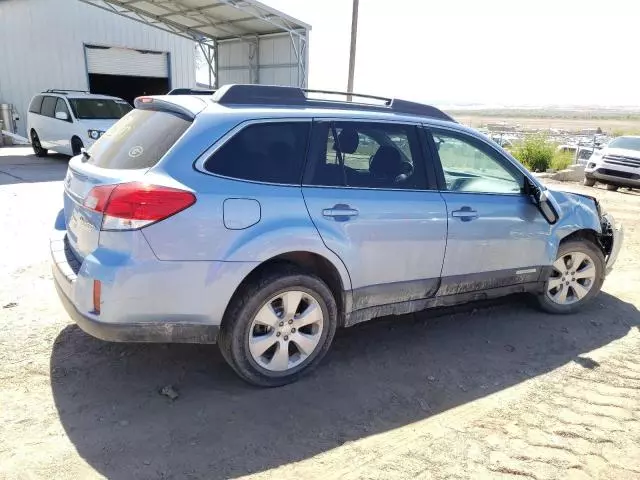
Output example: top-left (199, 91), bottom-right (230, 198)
top-left (584, 136), bottom-right (640, 191)
top-left (27, 90), bottom-right (131, 157)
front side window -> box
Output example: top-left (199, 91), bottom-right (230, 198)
top-left (308, 121), bottom-right (427, 190)
top-left (433, 131), bottom-right (523, 194)
top-left (40, 96), bottom-right (57, 118)
top-left (204, 122), bottom-right (311, 184)
top-left (54, 98), bottom-right (71, 120)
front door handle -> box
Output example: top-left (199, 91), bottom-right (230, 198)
top-left (323, 204), bottom-right (359, 219)
top-left (451, 207), bottom-right (478, 221)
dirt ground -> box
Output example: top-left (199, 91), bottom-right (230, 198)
top-left (1, 147), bottom-right (639, 480)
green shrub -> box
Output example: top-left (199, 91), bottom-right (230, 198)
top-left (550, 150), bottom-right (573, 171)
top-left (511, 134), bottom-right (554, 172)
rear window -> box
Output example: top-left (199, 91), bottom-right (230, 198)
top-left (69, 99), bottom-right (132, 120)
top-left (204, 122), bottom-right (310, 184)
top-left (29, 95), bottom-right (44, 114)
top-left (86, 109), bottom-right (191, 169)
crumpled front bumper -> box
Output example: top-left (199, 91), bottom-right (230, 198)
top-left (603, 213), bottom-right (623, 275)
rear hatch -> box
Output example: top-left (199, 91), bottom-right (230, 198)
top-left (63, 106), bottom-right (195, 261)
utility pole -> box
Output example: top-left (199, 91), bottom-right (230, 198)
top-left (347, 0), bottom-right (359, 101)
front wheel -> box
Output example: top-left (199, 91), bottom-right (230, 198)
top-left (537, 240), bottom-right (605, 314)
top-left (218, 267), bottom-right (337, 387)
top-left (583, 177), bottom-right (596, 187)
top-left (71, 137), bottom-right (84, 157)
top-left (606, 184), bottom-right (619, 192)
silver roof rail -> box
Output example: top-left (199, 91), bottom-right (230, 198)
top-left (212, 84), bottom-right (455, 122)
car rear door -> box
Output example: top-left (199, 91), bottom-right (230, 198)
top-left (426, 126), bottom-right (551, 295)
top-left (53, 98), bottom-right (73, 154)
top-left (302, 119), bottom-right (448, 312)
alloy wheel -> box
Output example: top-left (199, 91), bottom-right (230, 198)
top-left (248, 290), bottom-right (324, 372)
top-left (546, 251), bottom-right (597, 305)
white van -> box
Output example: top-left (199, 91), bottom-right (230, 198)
top-left (27, 90), bottom-right (131, 157)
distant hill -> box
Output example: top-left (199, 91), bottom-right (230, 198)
top-left (444, 106), bottom-right (640, 121)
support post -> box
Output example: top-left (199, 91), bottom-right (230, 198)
top-left (347, 0), bottom-right (359, 101)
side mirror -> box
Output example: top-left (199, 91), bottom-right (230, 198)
top-left (537, 190), bottom-right (560, 224)
top-left (55, 111), bottom-right (69, 121)
top-left (525, 178), bottom-right (559, 224)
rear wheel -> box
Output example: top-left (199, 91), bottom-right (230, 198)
top-left (30, 130), bottom-right (47, 157)
top-left (606, 184), bottom-right (619, 192)
top-left (71, 136), bottom-right (84, 157)
top-left (218, 266), bottom-right (337, 387)
top-left (583, 177), bottom-right (596, 187)
top-left (537, 240), bottom-right (605, 314)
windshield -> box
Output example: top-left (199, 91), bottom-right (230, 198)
top-left (69, 98), bottom-right (132, 120)
top-left (608, 137), bottom-right (640, 152)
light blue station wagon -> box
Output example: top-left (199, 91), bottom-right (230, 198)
top-left (51, 85), bottom-right (623, 386)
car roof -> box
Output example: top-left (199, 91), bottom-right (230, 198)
top-left (148, 86), bottom-right (476, 136)
top-left (39, 91), bottom-right (126, 102)
top-left (200, 101), bottom-right (465, 129)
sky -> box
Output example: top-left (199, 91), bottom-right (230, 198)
top-left (262, 0), bottom-right (640, 107)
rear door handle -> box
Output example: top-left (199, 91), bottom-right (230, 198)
top-left (322, 204), bottom-right (359, 218)
top-left (451, 207), bottom-right (478, 220)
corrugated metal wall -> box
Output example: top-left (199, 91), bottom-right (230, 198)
top-left (0, 0), bottom-right (195, 137)
top-left (217, 32), bottom-right (307, 88)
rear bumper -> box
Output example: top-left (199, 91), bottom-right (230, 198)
top-left (50, 220), bottom-right (258, 344)
top-left (53, 275), bottom-right (219, 343)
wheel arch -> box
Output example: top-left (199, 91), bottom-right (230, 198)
top-left (559, 228), bottom-right (600, 247)
top-left (222, 251), bottom-right (351, 329)
top-left (71, 136), bottom-right (84, 155)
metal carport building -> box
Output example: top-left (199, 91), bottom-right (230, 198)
top-left (0, 0), bottom-right (310, 138)
top-left (81, 0), bottom-right (311, 88)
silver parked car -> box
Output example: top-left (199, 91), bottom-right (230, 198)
top-left (52, 85), bottom-right (624, 386)
top-left (584, 136), bottom-right (640, 191)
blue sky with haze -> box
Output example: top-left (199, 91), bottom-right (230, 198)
top-left (263, 0), bottom-right (640, 107)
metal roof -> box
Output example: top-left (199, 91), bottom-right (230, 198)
top-left (79, 0), bottom-right (311, 42)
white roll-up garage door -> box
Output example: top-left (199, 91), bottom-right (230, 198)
top-left (85, 45), bottom-right (168, 78)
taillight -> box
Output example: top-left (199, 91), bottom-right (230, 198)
top-left (83, 182), bottom-right (196, 231)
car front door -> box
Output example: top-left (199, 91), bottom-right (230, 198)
top-left (302, 120), bottom-right (448, 313)
top-left (53, 98), bottom-right (73, 154)
top-left (427, 127), bottom-right (551, 295)
top-left (38, 96), bottom-right (57, 149)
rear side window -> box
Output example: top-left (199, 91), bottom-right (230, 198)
top-left (40, 96), bottom-right (57, 117)
top-left (86, 109), bottom-right (191, 169)
top-left (305, 121), bottom-right (427, 190)
top-left (204, 122), bottom-right (310, 184)
top-left (29, 95), bottom-right (44, 114)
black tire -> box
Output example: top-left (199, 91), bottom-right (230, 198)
top-left (537, 239), bottom-right (605, 314)
top-left (30, 130), bottom-right (47, 157)
top-left (606, 184), bottom-right (619, 192)
top-left (583, 177), bottom-right (596, 187)
top-left (218, 266), bottom-right (338, 387)
top-left (71, 137), bottom-right (84, 157)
